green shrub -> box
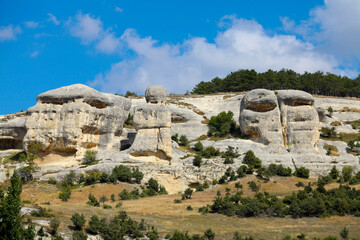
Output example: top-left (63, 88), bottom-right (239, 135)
top-left (58, 185), bottom-right (71, 202)
top-left (222, 146), bottom-right (239, 159)
top-left (320, 127), bottom-right (337, 138)
top-left (87, 215), bottom-right (101, 234)
top-left (171, 133), bottom-right (179, 143)
top-left (208, 111), bottom-right (236, 137)
top-left (49, 218), bottom-right (60, 235)
top-left (342, 166), bottom-right (353, 182)
top-left (47, 177), bottom-right (57, 185)
top-left (83, 150), bottom-right (98, 165)
top-left (243, 150), bottom-right (261, 168)
top-left (174, 199), bottom-right (182, 203)
top-left (294, 167), bottom-right (310, 179)
top-left (247, 181), bottom-right (260, 192)
top-left (193, 155), bottom-right (202, 167)
top-left (71, 213), bottom-right (86, 230)
top-left (87, 193), bottom-right (100, 207)
top-left (193, 141), bottom-right (204, 152)
top-left (186, 205), bottom-right (193, 211)
top-left (182, 188), bottom-right (193, 200)
top-left (103, 204), bottom-right (112, 209)
top-left (179, 135), bottom-right (188, 146)
top-left (72, 230), bottom-right (87, 240)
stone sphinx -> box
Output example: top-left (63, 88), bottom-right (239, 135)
top-left (240, 89), bottom-right (320, 151)
top-left (23, 84), bottom-right (131, 156)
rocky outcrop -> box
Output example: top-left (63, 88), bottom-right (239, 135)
top-left (277, 90), bottom-right (319, 151)
top-left (239, 89), bottom-right (284, 146)
top-left (316, 107), bottom-right (326, 122)
top-left (0, 112), bottom-right (26, 150)
top-left (130, 104), bottom-right (172, 160)
top-left (23, 84), bottom-right (131, 156)
top-left (145, 85), bottom-right (167, 104)
top-left (239, 89), bottom-right (320, 151)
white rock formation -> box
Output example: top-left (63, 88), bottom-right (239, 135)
top-left (0, 112), bottom-right (26, 150)
top-left (23, 84), bottom-right (131, 156)
top-left (130, 86), bottom-right (172, 160)
top-left (145, 85), bottom-right (167, 104)
top-left (239, 89), bottom-right (284, 146)
top-left (277, 90), bottom-right (320, 151)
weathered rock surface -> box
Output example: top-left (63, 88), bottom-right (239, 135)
top-left (130, 103), bottom-right (172, 159)
top-left (239, 89), bottom-right (284, 146)
top-left (145, 85), bottom-right (167, 104)
top-left (316, 107), bottom-right (326, 122)
top-left (23, 84), bottom-right (131, 156)
top-left (277, 90), bottom-right (320, 151)
top-left (0, 112), bottom-right (26, 150)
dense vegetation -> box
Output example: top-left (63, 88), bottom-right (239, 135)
top-left (192, 69), bottom-right (360, 97)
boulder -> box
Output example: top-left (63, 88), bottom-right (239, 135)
top-left (130, 104), bottom-right (172, 160)
top-left (145, 85), bottom-right (167, 104)
top-left (23, 84), bottom-right (131, 156)
top-left (0, 112), bottom-right (26, 150)
top-left (316, 107), bottom-right (326, 122)
top-left (277, 90), bottom-right (319, 151)
top-left (239, 89), bottom-right (284, 146)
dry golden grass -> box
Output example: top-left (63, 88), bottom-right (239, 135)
top-left (19, 176), bottom-right (360, 239)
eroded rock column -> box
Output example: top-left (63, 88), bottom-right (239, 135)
top-left (130, 86), bottom-right (172, 160)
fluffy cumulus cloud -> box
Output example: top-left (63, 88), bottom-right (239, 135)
top-left (0, 25), bottom-right (22, 42)
top-left (89, 17), bottom-right (338, 94)
top-left (282, 0), bottom-right (360, 60)
top-left (67, 12), bottom-right (121, 53)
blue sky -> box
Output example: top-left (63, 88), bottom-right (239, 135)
top-left (1, 0), bottom-right (360, 114)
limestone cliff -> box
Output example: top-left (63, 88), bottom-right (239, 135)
top-left (23, 84), bottom-right (131, 156)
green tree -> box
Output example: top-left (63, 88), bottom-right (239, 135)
top-left (330, 166), bottom-right (339, 179)
top-left (71, 213), bottom-right (86, 230)
top-left (179, 135), bottom-right (188, 146)
top-left (208, 111), bottom-right (236, 137)
top-left (342, 166), bottom-right (353, 182)
top-left (243, 150), bottom-right (261, 168)
top-left (340, 227), bottom-right (349, 240)
top-left (193, 155), bottom-right (202, 167)
top-left (0, 172), bottom-right (29, 240)
top-left (204, 228), bottom-right (215, 240)
top-left (49, 218), bottom-right (60, 236)
top-left (99, 195), bottom-right (108, 206)
top-left (83, 150), bottom-right (97, 165)
top-left (87, 215), bottom-right (101, 235)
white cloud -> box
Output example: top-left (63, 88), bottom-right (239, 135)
top-left (68, 12), bottom-right (121, 54)
top-left (47, 13), bottom-right (60, 25)
top-left (0, 25), bottom-right (22, 42)
top-left (114, 6), bottom-right (123, 13)
top-left (282, 0), bottom-right (360, 59)
top-left (96, 31), bottom-right (121, 53)
top-left (68, 12), bottom-right (103, 44)
top-left (89, 18), bottom-right (339, 94)
top-left (24, 21), bottom-right (39, 29)
top-left (30, 50), bottom-right (39, 58)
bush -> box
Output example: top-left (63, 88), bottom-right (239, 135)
top-left (222, 146), bottom-right (239, 159)
top-left (294, 167), bottom-right (310, 179)
top-left (342, 166), bottom-right (353, 182)
top-left (186, 205), bottom-right (193, 211)
top-left (103, 204), bottom-right (112, 209)
top-left (243, 150), bottom-right (261, 168)
top-left (72, 230), bottom-right (87, 240)
top-left (49, 218), bottom-right (60, 235)
top-left (193, 155), bottom-right (202, 167)
top-left (71, 213), bottom-right (86, 230)
top-left (330, 166), bottom-right (339, 179)
top-left (182, 188), bottom-right (193, 200)
top-left (58, 185), bottom-right (71, 202)
top-left (87, 193), bottom-right (100, 207)
top-left (179, 135), bottom-right (188, 146)
top-left (208, 111), bottom-right (236, 137)
top-left (171, 133), bottom-right (179, 143)
top-left (193, 141), bottom-right (204, 152)
top-left (47, 177), bottom-right (57, 185)
top-left (83, 150), bottom-right (98, 165)
top-left (174, 199), bottom-right (182, 204)
top-left (87, 215), bottom-right (101, 234)
top-left (247, 181), bottom-right (260, 192)
top-left (320, 127), bottom-right (337, 138)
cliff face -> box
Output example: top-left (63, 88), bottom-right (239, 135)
top-left (23, 84), bottom-right (131, 156)
top-left (0, 85), bottom-right (359, 191)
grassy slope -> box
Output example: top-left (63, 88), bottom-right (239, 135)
top-left (20, 175), bottom-right (360, 239)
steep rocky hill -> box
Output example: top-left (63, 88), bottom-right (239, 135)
top-left (1, 84), bottom-right (359, 193)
